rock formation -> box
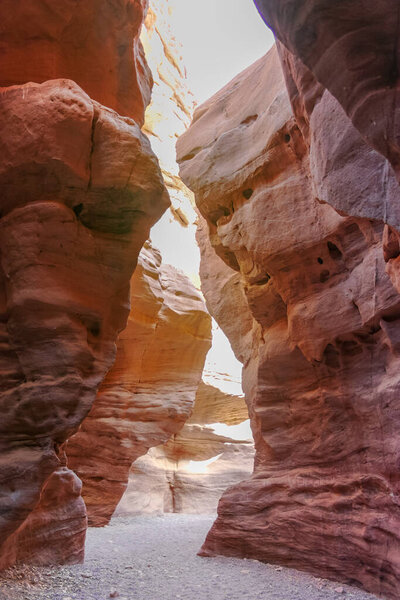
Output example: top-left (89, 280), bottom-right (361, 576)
top-left (253, 0), bottom-right (400, 183)
top-left (177, 44), bottom-right (400, 599)
top-left (115, 378), bottom-right (254, 515)
top-left (0, 0), bottom-right (152, 123)
top-left (0, 0), bottom-right (168, 568)
top-left (141, 1), bottom-right (201, 285)
top-left (67, 242), bottom-right (211, 525)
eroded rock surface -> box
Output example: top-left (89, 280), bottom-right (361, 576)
top-left (254, 0), bottom-right (400, 181)
top-left (0, 0), bottom-right (168, 568)
top-left (116, 379), bottom-right (254, 515)
top-left (177, 45), bottom-right (400, 598)
top-left (67, 242), bottom-right (211, 526)
top-left (0, 0), bottom-right (151, 122)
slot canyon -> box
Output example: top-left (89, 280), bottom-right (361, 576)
top-left (0, 1), bottom-right (399, 599)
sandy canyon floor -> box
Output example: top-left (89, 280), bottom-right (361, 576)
top-left (0, 515), bottom-right (380, 600)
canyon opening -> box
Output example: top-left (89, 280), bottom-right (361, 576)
top-left (0, 1), bottom-right (399, 600)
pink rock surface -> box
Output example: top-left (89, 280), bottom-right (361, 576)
top-left (254, 0), bottom-right (400, 180)
top-left (67, 242), bottom-right (211, 526)
top-left (177, 45), bottom-right (400, 598)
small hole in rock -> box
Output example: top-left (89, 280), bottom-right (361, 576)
top-left (220, 205), bottom-right (230, 217)
top-left (73, 203), bottom-right (84, 217)
top-left (89, 322), bottom-right (101, 337)
top-left (240, 114), bottom-right (258, 126)
top-left (317, 257), bottom-right (323, 265)
top-left (255, 274), bottom-right (271, 285)
top-left (327, 241), bottom-right (343, 260)
top-left (242, 189), bottom-right (253, 200)
top-left (181, 152), bottom-right (196, 162)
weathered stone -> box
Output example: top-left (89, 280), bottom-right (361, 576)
top-left (177, 45), bottom-right (400, 598)
top-left (0, 0), bottom-right (168, 566)
top-left (67, 242), bottom-right (211, 526)
top-left (0, 0), bottom-right (151, 122)
top-left (254, 0), bottom-right (400, 180)
top-left (115, 380), bottom-right (254, 515)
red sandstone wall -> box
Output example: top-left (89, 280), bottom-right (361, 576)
top-left (177, 45), bottom-right (400, 599)
top-left (0, 0), bottom-right (168, 568)
top-left (253, 0), bottom-right (400, 182)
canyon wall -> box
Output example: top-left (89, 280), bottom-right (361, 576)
top-left (115, 379), bottom-right (253, 515)
top-left (177, 45), bottom-right (400, 599)
top-left (67, 242), bottom-right (211, 525)
top-left (254, 0), bottom-right (400, 183)
top-left (0, 0), bottom-right (169, 567)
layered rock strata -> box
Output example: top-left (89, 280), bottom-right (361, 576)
top-left (115, 379), bottom-right (254, 515)
top-left (177, 45), bottom-right (400, 599)
top-left (67, 243), bottom-right (211, 525)
top-left (0, 0), bottom-right (168, 568)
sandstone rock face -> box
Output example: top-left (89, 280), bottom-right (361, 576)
top-left (115, 379), bottom-right (254, 515)
top-left (177, 45), bottom-right (400, 598)
top-left (67, 242), bottom-right (212, 526)
top-left (0, 0), bottom-right (151, 122)
top-left (0, 0), bottom-right (168, 568)
top-left (254, 0), bottom-right (400, 181)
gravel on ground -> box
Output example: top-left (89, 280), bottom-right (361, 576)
top-left (0, 514), bottom-right (380, 600)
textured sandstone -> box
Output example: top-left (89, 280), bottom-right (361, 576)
top-left (116, 379), bottom-right (254, 515)
top-left (254, 0), bottom-right (400, 181)
top-left (67, 242), bottom-right (211, 526)
top-left (177, 45), bottom-right (400, 598)
top-left (0, 0), bottom-right (168, 568)
top-left (0, 0), bottom-right (151, 122)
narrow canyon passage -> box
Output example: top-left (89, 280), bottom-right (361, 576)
top-left (0, 514), bottom-right (380, 600)
top-left (2, 0), bottom-right (400, 599)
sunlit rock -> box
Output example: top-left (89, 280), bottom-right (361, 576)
top-left (67, 242), bottom-right (212, 526)
top-left (115, 380), bottom-right (254, 515)
top-left (141, 1), bottom-right (200, 285)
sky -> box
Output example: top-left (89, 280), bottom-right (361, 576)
top-left (169, 0), bottom-right (274, 105)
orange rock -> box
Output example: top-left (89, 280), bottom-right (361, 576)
top-left (178, 45), bottom-right (400, 598)
top-left (67, 242), bottom-right (212, 526)
top-left (0, 0), bottom-right (151, 123)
